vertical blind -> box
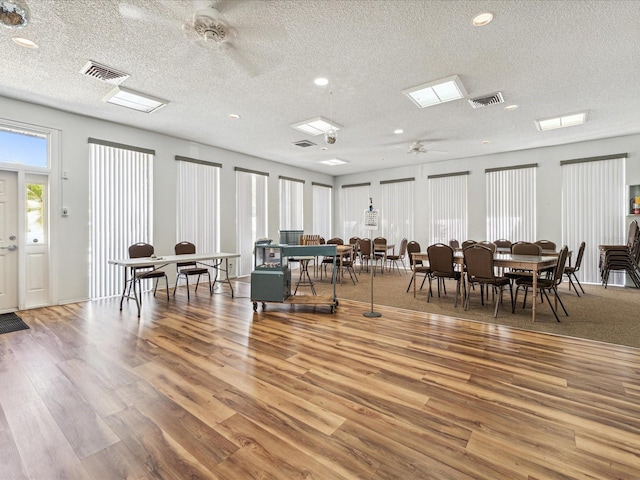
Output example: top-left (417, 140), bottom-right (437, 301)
top-left (486, 165), bottom-right (536, 242)
top-left (380, 179), bottom-right (414, 246)
top-left (236, 169), bottom-right (268, 276)
top-left (429, 173), bottom-right (468, 245)
top-left (342, 184), bottom-right (370, 240)
top-left (90, 141), bottom-right (154, 299)
top-left (279, 177), bottom-right (304, 230)
top-left (561, 156), bottom-right (626, 285)
top-left (312, 183), bottom-right (332, 240)
top-left (176, 158), bottom-right (220, 278)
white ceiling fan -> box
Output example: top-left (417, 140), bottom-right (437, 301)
top-left (406, 140), bottom-right (447, 155)
top-left (119, 0), bottom-right (288, 77)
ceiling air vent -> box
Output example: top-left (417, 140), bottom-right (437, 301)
top-left (80, 61), bottom-right (130, 85)
top-left (468, 91), bottom-right (504, 109)
top-left (293, 140), bottom-right (317, 148)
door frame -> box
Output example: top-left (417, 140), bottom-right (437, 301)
top-left (0, 118), bottom-right (59, 311)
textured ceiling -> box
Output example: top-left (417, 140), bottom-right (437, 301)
top-left (1, 0), bottom-right (640, 175)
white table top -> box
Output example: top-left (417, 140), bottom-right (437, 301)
top-left (108, 252), bottom-right (240, 268)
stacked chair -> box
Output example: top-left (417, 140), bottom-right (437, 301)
top-left (599, 220), bottom-right (640, 288)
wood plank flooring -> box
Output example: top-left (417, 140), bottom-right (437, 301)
top-left (1, 281), bottom-right (640, 479)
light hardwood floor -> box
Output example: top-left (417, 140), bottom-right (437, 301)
top-left (1, 281), bottom-right (640, 479)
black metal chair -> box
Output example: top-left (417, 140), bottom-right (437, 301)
top-left (128, 242), bottom-right (169, 306)
top-left (514, 246), bottom-right (570, 322)
top-left (173, 241), bottom-right (212, 300)
top-left (564, 242), bottom-right (586, 296)
top-left (463, 244), bottom-right (513, 317)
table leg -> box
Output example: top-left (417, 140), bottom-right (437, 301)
top-left (532, 267), bottom-right (538, 322)
top-left (210, 258), bottom-right (234, 298)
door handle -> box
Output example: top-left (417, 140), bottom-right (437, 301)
top-left (0, 245), bottom-right (17, 251)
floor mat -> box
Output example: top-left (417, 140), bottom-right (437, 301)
top-left (0, 313), bottom-right (30, 335)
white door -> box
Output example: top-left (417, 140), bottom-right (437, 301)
top-left (0, 171), bottom-right (18, 312)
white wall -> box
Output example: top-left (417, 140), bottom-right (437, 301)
top-left (1, 95), bottom-right (334, 304)
top-left (334, 134), bottom-right (640, 250)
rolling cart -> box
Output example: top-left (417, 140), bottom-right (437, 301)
top-left (251, 243), bottom-right (339, 313)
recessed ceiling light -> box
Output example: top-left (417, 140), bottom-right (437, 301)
top-left (321, 147), bottom-right (328, 151)
top-left (314, 77), bottom-right (329, 86)
top-left (482, 140), bottom-right (490, 144)
top-left (394, 129), bottom-right (404, 134)
top-left (11, 36), bottom-right (37, 48)
top-left (291, 116), bottom-right (342, 136)
top-left (504, 104), bottom-right (519, 111)
top-left (319, 158), bottom-right (347, 166)
top-left (472, 12), bottom-right (494, 26)
top-left (228, 113), bottom-right (240, 119)
top-left (402, 75), bottom-right (467, 108)
top-left (535, 111), bottom-right (588, 131)
top-left (102, 86), bottom-right (168, 113)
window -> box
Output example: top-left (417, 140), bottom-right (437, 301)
top-left (429, 173), bottom-right (468, 245)
top-left (90, 139), bottom-right (154, 299)
top-left (279, 176), bottom-right (304, 230)
top-left (486, 165), bottom-right (536, 242)
top-left (176, 157), bottom-right (220, 253)
top-left (26, 182), bottom-right (46, 245)
top-left (312, 183), bottom-right (332, 240)
top-left (380, 178), bottom-right (414, 246)
top-left (0, 127), bottom-right (48, 168)
top-left (236, 168), bottom-right (268, 276)
top-left (562, 155), bottom-right (626, 285)
top-left (342, 183), bottom-right (370, 240)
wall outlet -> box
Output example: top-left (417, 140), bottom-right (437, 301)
top-left (61, 207), bottom-right (69, 216)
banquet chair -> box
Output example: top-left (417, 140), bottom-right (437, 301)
top-left (599, 220), bottom-right (640, 287)
top-left (461, 240), bottom-right (477, 249)
top-left (505, 242), bottom-right (542, 283)
top-left (514, 246), bottom-right (569, 322)
top-left (386, 237), bottom-right (408, 273)
top-left (535, 240), bottom-right (557, 252)
top-left (358, 238), bottom-right (383, 274)
top-left (564, 242), bottom-right (586, 296)
top-left (449, 239), bottom-right (460, 249)
top-left (478, 241), bottom-right (497, 253)
top-left (406, 240), bottom-right (431, 296)
top-left (493, 239), bottom-right (512, 250)
top-left (339, 243), bottom-right (358, 285)
top-left (463, 244), bottom-right (513, 317)
top-left (173, 241), bottom-right (212, 300)
top-left (426, 243), bottom-right (462, 307)
top-left (128, 242), bottom-right (169, 305)
top-left (320, 237), bottom-right (344, 280)
top-left (373, 237), bottom-right (388, 273)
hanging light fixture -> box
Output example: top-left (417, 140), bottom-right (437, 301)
top-left (0, 0), bottom-right (31, 29)
top-left (324, 91), bottom-right (337, 145)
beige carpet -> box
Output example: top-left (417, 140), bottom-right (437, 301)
top-left (277, 264), bottom-right (640, 349)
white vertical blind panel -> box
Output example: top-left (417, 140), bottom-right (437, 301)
top-left (90, 144), bottom-right (153, 299)
top-left (342, 185), bottom-right (370, 240)
top-left (176, 162), bottom-right (220, 285)
top-left (562, 158), bottom-right (625, 285)
top-left (279, 178), bottom-right (303, 230)
top-left (380, 181), bottom-right (414, 246)
top-left (429, 175), bottom-right (467, 245)
top-left (312, 184), bottom-right (332, 240)
top-left (237, 171), bottom-right (268, 276)
top-left (486, 167), bottom-right (536, 242)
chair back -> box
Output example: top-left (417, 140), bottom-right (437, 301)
top-left (552, 246), bottom-right (570, 287)
top-left (129, 242), bottom-right (154, 259)
top-left (358, 238), bottom-right (372, 257)
top-left (535, 240), bottom-right (556, 251)
top-left (349, 236), bottom-right (360, 245)
top-left (478, 241), bottom-right (497, 253)
top-left (461, 240), bottom-right (477, 249)
top-left (175, 241), bottom-right (197, 268)
top-left (327, 237), bottom-right (344, 245)
top-left (511, 241), bottom-right (542, 256)
top-left (398, 238), bottom-right (408, 256)
top-left (573, 242), bottom-right (586, 270)
top-left (407, 241), bottom-right (422, 266)
top-left (493, 239), bottom-right (512, 249)
top-left (427, 243), bottom-right (455, 275)
top-left (373, 237), bottom-right (387, 246)
top-left (463, 245), bottom-right (495, 281)
top-left (449, 239), bottom-right (460, 249)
